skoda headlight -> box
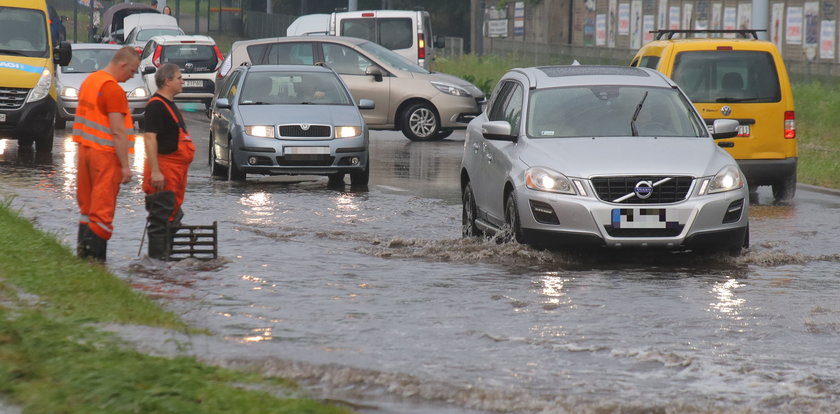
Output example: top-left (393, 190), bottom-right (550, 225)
top-left (431, 81), bottom-right (471, 97)
top-left (26, 68), bottom-right (52, 103)
top-left (127, 87), bottom-right (148, 99)
top-left (336, 126), bottom-right (362, 138)
top-left (707, 165), bottom-right (744, 194)
top-left (525, 167), bottom-right (576, 194)
top-left (244, 125), bottom-right (275, 138)
top-left (60, 86), bottom-right (79, 100)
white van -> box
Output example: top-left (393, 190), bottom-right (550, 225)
top-left (328, 10), bottom-right (438, 69)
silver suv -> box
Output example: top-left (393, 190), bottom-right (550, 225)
top-left (216, 36), bottom-right (484, 141)
top-left (461, 66), bottom-right (750, 255)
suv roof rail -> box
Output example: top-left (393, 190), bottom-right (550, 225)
top-left (651, 29), bottom-right (766, 40)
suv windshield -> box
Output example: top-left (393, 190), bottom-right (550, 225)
top-left (239, 71), bottom-right (352, 105)
top-left (527, 85), bottom-right (707, 138)
top-left (672, 51), bottom-right (781, 103)
top-left (0, 7), bottom-right (49, 58)
top-left (161, 44), bottom-right (217, 73)
top-left (357, 40), bottom-right (428, 74)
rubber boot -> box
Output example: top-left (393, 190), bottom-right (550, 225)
top-left (78, 223), bottom-right (106, 262)
top-left (77, 223), bottom-right (90, 257)
top-left (145, 191), bottom-right (176, 260)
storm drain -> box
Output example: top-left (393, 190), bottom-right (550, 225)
top-left (166, 222), bottom-right (218, 260)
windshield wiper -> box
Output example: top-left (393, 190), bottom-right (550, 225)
top-left (0, 49), bottom-right (26, 56)
top-left (630, 91), bottom-right (649, 136)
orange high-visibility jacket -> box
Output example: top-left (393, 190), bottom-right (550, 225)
top-left (71, 70), bottom-right (134, 152)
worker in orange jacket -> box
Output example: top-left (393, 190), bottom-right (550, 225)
top-left (72, 46), bottom-right (140, 261)
top-left (142, 63), bottom-right (195, 259)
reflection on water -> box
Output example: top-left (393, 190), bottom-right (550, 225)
top-left (708, 278), bottom-right (746, 319)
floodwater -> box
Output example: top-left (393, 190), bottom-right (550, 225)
top-left (1, 108), bottom-right (839, 413)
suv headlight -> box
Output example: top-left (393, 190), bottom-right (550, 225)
top-left (704, 165), bottom-right (744, 194)
top-left (431, 81), bottom-right (471, 97)
top-left (127, 87), bottom-right (148, 99)
top-left (244, 125), bottom-right (275, 138)
top-left (60, 86), bottom-right (79, 100)
top-left (525, 167), bottom-right (576, 194)
top-left (336, 126), bottom-right (362, 138)
top-left (26, 68), bottom-right (52, 103)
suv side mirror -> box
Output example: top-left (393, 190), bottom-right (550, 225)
top-left (142, 66), bottom-right (156, 75)
top-left (481, 121), bottom-right (516, 142)
top-left (711, 119), bottom-right (739, 139)
top-left (433, 35), bottom-right (445, 49)
top-left (365, 66), bottom-right (383, 82)
top-left (215, 98), bottom-right (231, 109)
top-left (54, 41), bottom-right (71, 66)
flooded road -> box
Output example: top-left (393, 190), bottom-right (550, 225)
top-left (1, 107), bottom-right (839, 413)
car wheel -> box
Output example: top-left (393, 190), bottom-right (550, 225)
top-left (327, 172), bottom-right (345, 187)
top-left (55, 117), bottom-right (66, 130)
top-left (400, 102), bottom-right (440, 141)
top-left (503, 190), bottom-right (526, 244)
top-left (772, 171), bottom-right (796, 203)
top-left (349, 159), bottom-right (370, 187)
top-left (226, 139), bottom-right (245, 181)
top-left (35, 123), bottom-right (54, 153)
top-left (728, 225), bottom-right (749, 257)
top-left (436, 129), bottom-right (454, 140)
top-left (210, 139), bottom-right (227, 177)
top-left (462, 182), bottom-right (482, 238)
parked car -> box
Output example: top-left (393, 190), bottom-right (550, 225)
top-left (461, 65), bottom-right (750, 255)
top-left (97, 3), bottom-right (159, 44)
top-left (55, 43), bottom-right (153, 129)
top-left (121, 13), bottom-right (183, 53)
top-left (209, 64), bottom-right (373, 185)
top-left (140, 35), bottom-right (223, 109)
top-left (217, 36), bottom-right (484, 141)
top-left (630, 29), bottom-right (797, 202)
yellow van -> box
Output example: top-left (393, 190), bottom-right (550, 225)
top-left (631, 29), bottom-right (796, 202)
top-left (0, 0), bottom-right (71, 152)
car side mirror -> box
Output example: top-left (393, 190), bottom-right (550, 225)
top-left (142, 66), bottom-right (156, 75)
top-left (481, 121), bottom-right (516, 142)
top-left (358, 98), bottom-right (375, 110)
top-left (215, 98), bottom-right (231, 109)
top-left (711, 119), bottom-right (739, 139)
top-left (54, 41), bottom-right (72, 66)
top-left (433, 35), bottom-right (445, 49)
top-left (365, 66), bottom-right (383, 82)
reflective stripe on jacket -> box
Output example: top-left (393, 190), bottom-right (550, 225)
top-left (71, 70), bottom-right (135, 153)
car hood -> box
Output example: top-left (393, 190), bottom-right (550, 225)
top-left (518, 137), bottom-right (732, 178)
top-left (57, 72), bottom-right (146, 92)
top-left (238, 104), bottom-right (364, 126)
top-left (425, 72), bottom-right (485, 98)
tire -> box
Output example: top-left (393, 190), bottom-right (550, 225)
top-left (349, 166), bottom-right (369, 187)
top-left (436, 129), bottom-right (454, 140)
top-left (226, 140), bottom-right (245, 181)
top-left (327, 172), bottom-right (345, 187)
top-left (210, 140), bottom-right (227, 177)
top-left (728, 225), bottom-right (749, 257)
top-left (503, 190), bottom-right (526, 244)
top-left (34, 123), bottom-right (54, 153)
top-left (462, 182), bottom-right (482, 238)
top-left (55, 117), bottom-right (66, 130)
top-left (772, 171), bottom-right (796, 203)
top-left (400, 102), bottom-right (440, 141)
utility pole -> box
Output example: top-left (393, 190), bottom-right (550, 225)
top-left (348, 0), bottom-right (357, 11)
top-left (752, 0), bottom-right (769, 40)
top-left (266, 0), bottom-right (271, 14)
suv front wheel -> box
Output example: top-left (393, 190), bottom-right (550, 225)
top-left (401, 102), bottom-right (440, 141)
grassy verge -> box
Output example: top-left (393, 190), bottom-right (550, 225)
top-left (435, 54), bottom-right (840, 190)
top-left (0, 200), bottom-right (351, 414)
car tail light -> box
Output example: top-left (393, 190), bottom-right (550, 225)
top-left (784, 111), bottom-right (795, 139)
top-left (152, 45), bottom-right (162, 67)
top-left (418, 34), bottom-right (426, 59)
top-left (213, 45), bottom-right (224, 70)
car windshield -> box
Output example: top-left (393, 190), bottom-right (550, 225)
top-left (239, 71), bottom-right (352, 105)
top-left (137, 28), bottom-right (183, 41)
top-left (62, 49), bottom-right (116, 73)
top-left (0, 7), bottom-right (49, 58)
top-left (672, 51), bottom-right (781, 103)
top-left (527, 85), bottom-right (707, 138)
top-left (357, 40), bottom-right (428, 74)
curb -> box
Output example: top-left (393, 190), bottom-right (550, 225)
top-left (797, 183), bottom-right (840, 197)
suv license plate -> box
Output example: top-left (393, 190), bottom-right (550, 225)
top-left (184, 80), bottom-right (203, 88)
top-left (612, 208), bottom-right (669, 229)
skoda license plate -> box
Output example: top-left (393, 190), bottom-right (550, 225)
top-left (284, 146), bottom-right (329, 155)
top-left (184, 80), bottom-right (203, 88)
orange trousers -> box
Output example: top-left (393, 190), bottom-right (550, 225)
top-left (77, 145), bottom-right (122, 240)
top-left (142, 136), bottom-right (195, 221)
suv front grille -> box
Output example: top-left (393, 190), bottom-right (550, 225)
top-left (278, 124), bottom-right (331, 138)
top-left (0, 87), bottom-right (29, 110)
top-left (591, 176), bottom-right (693, 204)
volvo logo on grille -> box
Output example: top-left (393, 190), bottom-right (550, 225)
top-left (720, 105), bottom-right (732, 116)
top-left (633, 181), bottom-right (654, 199)
top-left (300, 124), bottom-right (310, 131)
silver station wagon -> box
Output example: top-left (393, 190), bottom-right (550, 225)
top-left (460, 66), bottom-right (750, 255)
top-left (210, 64), bottom-right (372, 185)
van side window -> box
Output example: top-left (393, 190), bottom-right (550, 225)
top-left (378, 18), bottom-right (413, 50)
top-left (322, 44), bottom-right (371, 76)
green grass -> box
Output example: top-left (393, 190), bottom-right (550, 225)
top-left (0, 201), bottom-right (352, 414)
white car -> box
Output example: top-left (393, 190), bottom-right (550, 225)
top-left (139, 35), bottom-right (223, 109)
